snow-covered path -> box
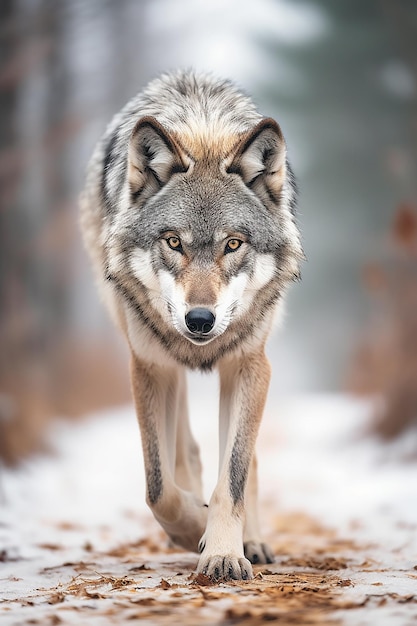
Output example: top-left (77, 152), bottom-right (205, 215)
top-left (1, 388), bottom-right (416, 625)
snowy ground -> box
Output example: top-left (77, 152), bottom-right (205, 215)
top-left (1, 383), bottom-right (416, 625)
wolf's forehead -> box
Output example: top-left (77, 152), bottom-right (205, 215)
top-left (174, 127), bottom-right (239, 161)
top-left (180, 229), bottom-right (228, 245)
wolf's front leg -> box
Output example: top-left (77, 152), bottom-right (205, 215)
top-left (130, 355), bottom-right (207, 552)
top-left (197, 350), bottom-right (271, 580)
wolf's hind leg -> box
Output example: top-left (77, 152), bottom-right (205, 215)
top-left (130, 355), bottom-right (207, 552)
top-left (243, 454), bottom-right (274, 564)
top-left (174, 372), bottom-right (204, 501)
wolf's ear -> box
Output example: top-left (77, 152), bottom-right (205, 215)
top-left (128, 116), bottom-right (189, 197)
top-left (227, 118), bottom-right (286, 203)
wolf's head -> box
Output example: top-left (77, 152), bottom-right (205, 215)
top-left (106, 114), bottom-right (303, 350)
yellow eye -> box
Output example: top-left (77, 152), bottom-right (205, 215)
top-left (225, 238), bottom-right (243, 253)
top-left (167, 236), bottom-right (182, 251)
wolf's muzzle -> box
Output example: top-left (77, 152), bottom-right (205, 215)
top-left (185, 308), bottom-right (215, 335)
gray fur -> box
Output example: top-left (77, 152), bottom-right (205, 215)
top-left (145, 432), bottom-right (163, 505)
top-left (99, 71), bottom-right (260, 216)
top-left (229, 433), bottom-right (251, 506)
top-left (82, 70), bottom-right (302, 371)
top-left (80, 71), bottom-right (303, 580)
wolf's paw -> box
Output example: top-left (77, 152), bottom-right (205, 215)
top-left (244, 540), bottom-right (275, 564)
top-left (197, 554), bottom-right (253, 581)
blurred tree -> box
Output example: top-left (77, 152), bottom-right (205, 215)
top-left (348, 204), bottom-right (417, 443)
top-left (0, 1), bottom-right (131, 464)
top-left (258, 0), bottom-right (417, 391)
top-left (1, 0), bottom-right (416, 463)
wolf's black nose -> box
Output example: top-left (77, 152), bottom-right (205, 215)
top-left (185, 308), bottom-right (215, 334)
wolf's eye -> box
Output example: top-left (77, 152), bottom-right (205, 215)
top-left (166, 236), bottom-right (183, 252)
top-left (225, 238), bottom-right (243, 254)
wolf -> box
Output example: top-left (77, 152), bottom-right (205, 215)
top-left (80, 70), bottom-right (303, 581)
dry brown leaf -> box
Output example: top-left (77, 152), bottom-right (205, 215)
top-left (189, 572), bottom-right (216, 587)
top-left (38, 543), bottom-right (64, 552)
top-left (54, 521), bottom-right (84, 531)
top-left (337, 579), bottom-right (353, 587)
top-left (47, 592), bottom-right (65, 605)
top-left (158, 578), bottom-right (172, 590)
top-left (130, 597), bottom-right (157, 606)
top-left (129, 564), bottom-right (152, 572)
top-left (281, 556), bottom-right (349, 570)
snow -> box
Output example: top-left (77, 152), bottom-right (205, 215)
top-left (1, 387), bottom-right (416, 624)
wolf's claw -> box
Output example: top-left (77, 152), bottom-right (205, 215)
top-left (197, 554), bottom-right (253, 581)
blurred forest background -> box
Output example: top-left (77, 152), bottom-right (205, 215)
top-left (1, 0), bottom-right (417, 463)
